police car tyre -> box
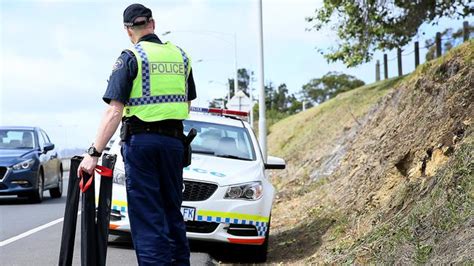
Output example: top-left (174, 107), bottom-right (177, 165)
top-left (49, 167), bottom-right (63, 198)
top-left (247, 215), bottom-right (270, 263)
top-left (29, 171), bottom-right (44, 203)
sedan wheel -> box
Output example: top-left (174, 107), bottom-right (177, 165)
top-left (50, 169), bottom-right (63, 198)
top-left (30, 171), bottom-right (44, 203)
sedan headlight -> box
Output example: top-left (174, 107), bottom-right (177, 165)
top-left (113, 169), bottom-right (126, 186)
top-left (224, 181), bottom-right (263, 200)
top-left (12, 159), bottom-right (35, 170)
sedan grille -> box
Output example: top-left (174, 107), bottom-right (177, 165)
top-left (183, 181), bottom-right (217, 201)
top-left (0, 167), bottom-right (7, 181)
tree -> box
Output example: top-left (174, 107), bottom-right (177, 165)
top-left (307, 0), bottom-right (472, 67)
top-left (287, 94), bottom-right (304, 114)
top-left (227, 68), bottom-right (253, 98)
top-left (264, 82), bottom-right (275, 110)
top-left (238, 68), bottom-right (252, 94)
top-left (301, 72), bottom-right (365, 104)
top-left (273, 83), bottom-right (289, 111)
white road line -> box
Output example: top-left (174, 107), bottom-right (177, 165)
top-left (0, 212), bottom-right (80, 247)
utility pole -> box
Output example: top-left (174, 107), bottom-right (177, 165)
top-left (383, 53), bottom-right (388, 79)
top-left (249, 87), bottom-right (254, 127)
top-left (233, 33), bottom-right (239, 100)
top-left (249, 72), bottom-right (256, 128)
top-left (257, 0), bottom-right (267, 160)
top-left (227, 80), bottom-right (230, 107)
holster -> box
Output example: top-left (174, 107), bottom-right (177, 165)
top-left (183, 128), bottom-right (197, 167)
top-left (120, 121), bottom-right (130, 142)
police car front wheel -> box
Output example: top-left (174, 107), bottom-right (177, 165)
top-left (240, 215), bottom-right (270, 263)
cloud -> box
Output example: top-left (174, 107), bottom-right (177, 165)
top-left (1, 0), bottom-right (465, 149)
top-left (260, 0), bottom-right (327, 43)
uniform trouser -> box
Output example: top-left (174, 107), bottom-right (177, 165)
top-left (123, 133), bottom-right (190, 266)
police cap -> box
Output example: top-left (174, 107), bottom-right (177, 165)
top-left (123, 4), bottom-right (152, 27)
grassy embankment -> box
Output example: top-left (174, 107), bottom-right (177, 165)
top-left (266, 40), bottom-right (473, 264)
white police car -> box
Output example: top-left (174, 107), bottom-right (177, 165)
top-left (102, 107), bottom-right (285, 262)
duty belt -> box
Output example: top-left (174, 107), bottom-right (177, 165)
top-left (128, 123), bottom-right (184, 140)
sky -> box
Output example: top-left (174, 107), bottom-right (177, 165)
top-left (0, 0), bottom-right (470, 150)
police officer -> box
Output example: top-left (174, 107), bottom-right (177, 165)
top-left (78, 3), bottom-right (195, 265)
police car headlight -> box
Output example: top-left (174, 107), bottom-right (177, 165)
top-left (12, 159), bottom-right (35, 170)
top-left (113, 169), bottom-right (126, 185)
top-left (225, 182), bottom-right (263, 200)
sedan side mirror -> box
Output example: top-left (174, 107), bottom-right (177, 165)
top-left (265, 156), bottom-right (286, 170)
top-left (43, 143), bottom-right (55, 153)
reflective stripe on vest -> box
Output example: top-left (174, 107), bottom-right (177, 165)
top-left (175, 45), bottom-right (189, 98)
top-left (126, 43), bottom-right (188, 106)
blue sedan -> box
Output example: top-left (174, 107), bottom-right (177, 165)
top-left (0, 126), bottom-right (63, 203)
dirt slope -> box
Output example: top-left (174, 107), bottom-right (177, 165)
top-left (267, 41), bottom-right (473, 264)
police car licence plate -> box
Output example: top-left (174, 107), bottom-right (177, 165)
top-left (181, 206), bottom-right (195, 221)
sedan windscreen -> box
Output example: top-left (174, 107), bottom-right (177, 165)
top-left (184, 120), bottom-right (256, 161)
top-left (0, 130), bottom-right (36, 149)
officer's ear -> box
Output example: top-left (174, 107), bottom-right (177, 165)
top-left (125, 27), bottom-right (133, 38)
top-left (150, 19), bottom-right (155, 30)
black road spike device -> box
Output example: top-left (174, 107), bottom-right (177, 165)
top-left (58, 154), bottom-right (116, 266)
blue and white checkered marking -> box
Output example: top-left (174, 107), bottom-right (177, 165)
top-left (112, 205), bottom-right (127, 213)
top-left (127, 94), bottom-right (187, 106)
top-left (175, 45), bottom-right (189, 99)
top-left (196, 215), bottom-right (268, 236)
top-left (134, 43), bottom-right (151, 97)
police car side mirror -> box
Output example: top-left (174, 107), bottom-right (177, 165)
top-left (265, 156), bottom-right (286, 170)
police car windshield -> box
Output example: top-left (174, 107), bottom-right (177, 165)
top-left (183, 120), bottom-right (256, 161)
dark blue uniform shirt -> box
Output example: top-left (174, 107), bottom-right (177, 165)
top-left (103, 34), bottom-right (197, 106)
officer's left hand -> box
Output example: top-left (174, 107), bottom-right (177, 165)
top-left (77, 154), bottom-right (99, 177)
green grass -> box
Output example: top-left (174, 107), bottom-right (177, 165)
top-left (268, 77), bottom-right (402, 158)
top-left (267, 76), bottom-right (404, 192)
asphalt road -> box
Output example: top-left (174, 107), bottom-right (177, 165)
top-left (0, 172), bottom-right (215, 266)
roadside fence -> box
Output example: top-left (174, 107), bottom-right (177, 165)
top-left (375, 21), bottom-right (471, 81)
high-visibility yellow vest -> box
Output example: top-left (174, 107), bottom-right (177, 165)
top-left (123, 41), bottom-right (191, 121)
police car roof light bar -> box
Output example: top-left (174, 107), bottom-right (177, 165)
top-left (190, 106), bottom-right (249, 117)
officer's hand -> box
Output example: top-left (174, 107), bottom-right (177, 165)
top-left (77, 154), bottom-right (99, 177)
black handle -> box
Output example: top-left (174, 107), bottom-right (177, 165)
top-left (185, 128), bottom-right (197, 145)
